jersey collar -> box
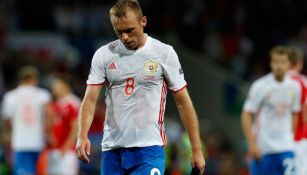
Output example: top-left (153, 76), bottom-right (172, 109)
top-left (119, 33), bottom-right (151, 54)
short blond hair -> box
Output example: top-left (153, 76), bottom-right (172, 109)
top-left (269, 46), bottom-right (289, 60)
top-left (288, 46), bottom-right (303, 65)
top-left (110, 0), bottom-right (143, 20)
top-left (18, 66), bottom-right (38, 82)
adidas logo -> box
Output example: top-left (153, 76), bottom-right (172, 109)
top-left (108, 62), bottom-right (117, 69)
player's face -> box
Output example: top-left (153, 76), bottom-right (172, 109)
top-left (111, 9), bottom-right (147, 50)
top-left (270, 53), bottom-right (290, 80)
top-left (51, 80), bottom-right (66, 98)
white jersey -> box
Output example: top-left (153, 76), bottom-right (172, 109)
top-left (87, 35), bottom-right (187, 151)
top-left (243, 73), bottom-right (301, 154)
top-left (1, 85), bottom-right (51, 151)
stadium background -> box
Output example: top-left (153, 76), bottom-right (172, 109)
top-left (1, 0), bottom-right (307, 174)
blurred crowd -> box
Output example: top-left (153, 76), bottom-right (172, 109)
top-left (1, 0), bottom-right (307, 80)
top-left (1, 0), bottom-right (307, 174)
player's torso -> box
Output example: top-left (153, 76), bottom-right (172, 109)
top-left (51, 94), bottom-right (79, 134)
top-left (103, 43), bottom-right (168, 125)
top-left (256, 76), bottom-right (298, 153)
top-left (12, 86), bottom-right (48, 126)
top-left (259, 77), bottom-right (297, 120)
top-left (105, 53), bottom-right (164, 92)
top-left (100, 39), bottom-right (170, 149)
top-left (8, 86), bottom-right (50, 150)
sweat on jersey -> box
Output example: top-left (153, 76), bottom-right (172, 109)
top-left (243, 73), bottom-right (301, 154)
top-left (87, 35), bottom-right (187, 151)
top-left (1, 85), bottom-right (51, 151)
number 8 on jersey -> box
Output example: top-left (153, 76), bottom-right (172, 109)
top-left (125, 78), bottom-right (135, 95)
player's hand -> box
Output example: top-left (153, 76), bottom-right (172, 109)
top-left (76, 137), bottom-right (91, 163)
top-left (190, 150), bottom-right (205, 175)
top-left (249, 144), bottom-right (262, 160)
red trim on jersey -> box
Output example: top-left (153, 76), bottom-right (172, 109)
top-left (158, 81), bottom-right (167, 145)
top-left (170, 84), bottom-right (188, 93)
top-left (289, 73), bottom-right (307, 140)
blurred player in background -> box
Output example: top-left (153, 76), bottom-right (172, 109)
top-left (75, 0), bottom-right (205, 174)
top-left (287, 46), bottom-right (307, 175)
top-left (1, 66), bottom-right (51, 175)
top-left (241, 46), bottom-right (300, 175)
top-left (46, 77), bottom-right (80, 175)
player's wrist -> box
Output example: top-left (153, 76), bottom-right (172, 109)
top-left (77, 134), bottom-right (88, 140)
top-left (191, 146), bottom-right (203, 154)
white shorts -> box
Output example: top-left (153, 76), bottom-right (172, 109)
top-left (48, 149), bottom-right (79, 175)
top-left (294, 140), bottom-right (307, 175)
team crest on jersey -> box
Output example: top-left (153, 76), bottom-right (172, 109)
top-left (144, 60), bottom-right (159, 75)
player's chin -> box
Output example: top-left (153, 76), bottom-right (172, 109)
top-left (125, 42), bottom-right (137, 50)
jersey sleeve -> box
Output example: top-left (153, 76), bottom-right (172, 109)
top-left (1, 93), bottom-right (14, 119)
top-left (292, 83), bottom-right (301, 113)
top-left (243, 82), bottom-right (262, 113)
top-left (163, 46), bottom-right (187, 92)
top-left (87, 49), bottom-right (106, 85)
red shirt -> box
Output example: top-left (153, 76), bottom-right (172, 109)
top-left (50, 94), bottom-right (80, 149)
top-left (289, 71), bottom-right (307, 141)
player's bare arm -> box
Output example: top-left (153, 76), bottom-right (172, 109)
top-left (76, 85), bottom-right (102, 163)
top-left (241, 110), bottom-right (262, 160)
top-left (172, 88), bottom-right (205, 174)
top-left (1, 118), bottom-right (11, 147)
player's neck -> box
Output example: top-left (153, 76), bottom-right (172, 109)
top-left (19, 80), bottom-right (37, 86)
top-left (136, 34), bottom-right (147, 50)
top-left (274, 75), bottom-right (285, 82)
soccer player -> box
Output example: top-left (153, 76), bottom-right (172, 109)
top-left (287, 46), bottom-right (307, 175)
top-left (75, 0), bottom-right (205, 174)
top-left (46, 77), bottom-right (80, 175)
top-left (241, 46), bottom-right (301, 175)
top-left (1, 66), bottom-right (51, 175)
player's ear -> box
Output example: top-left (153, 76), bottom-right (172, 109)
top-left (141, 16), bottom-right (147, 28)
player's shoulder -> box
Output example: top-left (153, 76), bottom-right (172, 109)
top-left (299, 74), bottom-right (307, 85)
top-left (2, 88), bottom-right (17, 100)
top-left (251, 74), bottom-right (271, 88)
top-left (149, 36), bottom-right (174, 53)
top-left (95, 39), bottom-right (120, 54)
top-left (69, 94), bottom-right (81, 106)
top-left (286, 76), bottom-right (301, 89)
top-left (65, 94), bottom-right (81, 109)
top-left (34, 86), bottom-right (50, 95)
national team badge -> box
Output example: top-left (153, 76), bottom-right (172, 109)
top-left (144, 60), bottom-right (159, 75)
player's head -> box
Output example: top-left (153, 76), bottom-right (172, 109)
top-left (269, 46), bottom-right (290, 81)
top-left (18, 66), bottom-right (38, 85)
top-left (288, 46), bottom-right (304, 72)
top-left (51, 76), bottom-right (72, 99)
top-left (110, 0), bottom-right (147, 50)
